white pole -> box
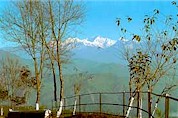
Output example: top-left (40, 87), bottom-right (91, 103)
top-left (152, 103), bottom-right (158, 118)
top-left (139, 98), bottom-right (142, 118)
top-left (56, 100), bottom-right (63, 118)
top-left (36, 103), bottom-right (39, 110)
top-left (125, 97), bottom-right (134, 118)
top-left (73, 99), bottom-right (77, 115)
top-left (0, 107), bottom-right (3, 116)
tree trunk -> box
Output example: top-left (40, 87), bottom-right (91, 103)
top-left (56, 100), bottom-right (63, 118)
top-left (73, 97), bottom-right (77, 115)
top-left (139, 98), bottom-right (142, 118)
top-left (34, 58), bottom-right (40, 110)
top-left (125, 97), bottom-right (134, 118)
top-left (138, 88), bottom-right (142, 118)
top-left (44, 40), bottom-right (57, 103)
top-left (36, 75), bottom-right (40, 111)
top-left (152, 102), bottom-right (158, 117)
top-left (59, 64), bottom-right (64, 102)
top-left (129, 80), bottom-right (132, 97)
top-left (51, 62), bottom-right (57, 102)
top-left (56, 64), bottom-right (64, 117)
top-left (1, 107), bottom-right (3, 116)
top-left (56, 39), bottom-right (64, 117)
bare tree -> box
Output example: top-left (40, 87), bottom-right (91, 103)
top-left (0, 56), bottom-right (34, 108)
top-left (72, 67), bottom-right (94, 115)
top-left (0, 0), bottom-right (84, 113)
top-left (43, 1), bottom-right (84, 117)
top-left (0, 1), bottom-right (47, 110)
top-left (116, 1), bottom-right (177, 117)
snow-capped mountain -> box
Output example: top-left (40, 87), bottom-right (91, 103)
top-left (65, 36), bottom-right (117, 49)
top-left (65, 36), bottom-right (124, 63)
top-left (0, 36), bottom-right (136, 64)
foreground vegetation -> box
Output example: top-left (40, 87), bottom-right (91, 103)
top-left (0, 0), bottom-right (177, 118)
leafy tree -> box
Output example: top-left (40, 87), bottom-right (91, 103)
top-left (116, 1), bottom-right (178, 117)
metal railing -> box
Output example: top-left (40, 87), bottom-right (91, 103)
top-left (52, 91), bottom-right (178, 118)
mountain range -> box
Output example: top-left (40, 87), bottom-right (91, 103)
top-left (65, 36), bottom-right (117, 48)
top-left (64, 36), bottom-right (135, 64)
top-left (0, 36), bottom-right (131, 107)
top-left (0, 36), bottom-right (174, 110)
top-left (0, 36), bottom-right (132, 63)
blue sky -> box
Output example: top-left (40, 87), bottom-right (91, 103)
top-left (0, 0), bottom-right (177, 47)
top-left (81, 0), bottom-right (177, 40)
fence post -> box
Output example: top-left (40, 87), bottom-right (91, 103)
top-left (99, 93), bottom-right (102, 114)
top-left (123, 91), bottom-right (126, 116)
top-left (1, 107), bottom-right (3, 116)
top-left (63, 98), bottom-right (65, 110)
top-left (165, 94), bottom-right (169, 118)
top-left (79, 95), bottom-right (81, 113)
top-left (148, 90), bottom-right (151, 118)
top-left (137, 90), bottom-right (140, 118)
top-left (52, 100), bottom-right (53, 110)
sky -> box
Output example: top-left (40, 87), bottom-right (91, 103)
top-left (81, 0), bottom-right (177, 40)
top-left (0, 0), bottom-right (177, 48)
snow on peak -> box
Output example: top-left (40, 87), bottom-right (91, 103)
top-left (65, 36), bottom-right (117, 48)
top-left (93, 36), bottom-right (117, 48)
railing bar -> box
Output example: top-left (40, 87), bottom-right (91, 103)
top-left (62, 92), bottom-right (133, 100)
top-left (167, 96), bottom-right (178, 101)
top-left (123, 91), bottom-right (125, 116)
top-left (62, 103), bottom-right (154, 117)
top-left (55, 91), bottom-right (178, 101)
top-left (52, 91), bottom-right (178, 118)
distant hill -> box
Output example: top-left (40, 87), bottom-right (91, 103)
top-left (0, 36), bottom-right (177, 110)
top-left (0, 49), bottom-right (130, 108)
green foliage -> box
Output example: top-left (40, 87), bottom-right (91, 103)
top-left (116, 5), bottom-right (178, 118)
top-left (129, 51), bottom-right (151, 87)
top-left (155, 108), bottom-right (164, 118)
top-left (161, 38), bottom-right (178, 52)
top-left (39, 105), bottom-right (47, 110)
top-left (116, 18), bottom-right (120, 26)
top-left (127, 17), bottom-right (132, 22)
top-left (11, 96), bottom-right (26, 105)
top-left (132, 35), bottom-right (141, 42)
top-left (0, 56), bottom-right (35, 106)
top-left (0, 90), bottom-right (8, 100)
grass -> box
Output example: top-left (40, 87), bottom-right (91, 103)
top-left (0, 106), bottom-right (125, 118)
top-left (65, 112), bottom-right (124, 118)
